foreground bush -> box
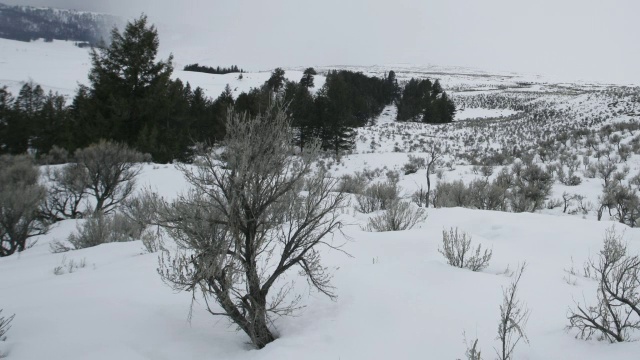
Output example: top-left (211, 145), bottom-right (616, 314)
top-left (438, 227), bottom-right (492, 271)
top-left (567, 227), bottom-right (640, 342)
top-left (155, 105), bottom-right (346, 349)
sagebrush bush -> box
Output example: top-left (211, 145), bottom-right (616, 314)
top-left (74, 140), bottom-right (146, 214)
top-left (364, 200), bottom-right (426, 232)
top-left (355, 180), bottom-right (400, 213)
top-left (337, 172), bottom-right (370, 194)
top-left (51, 211), bottom-right (147, 252)
top-left (0, 155), bottom-right (49, 257)
top-left (438, 227), bottom-right (492, 271)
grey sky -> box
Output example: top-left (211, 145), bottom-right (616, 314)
top-left (5, 0), bottom-right (640, 84)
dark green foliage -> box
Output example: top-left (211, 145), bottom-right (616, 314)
top-left (183, 63), bottom-right (243, 74)
top-left (300, 67), bottom-right (317, 88)
top-left (70, 15), bottom-right (226, 162)
top-left (266, 67), bottom-right (286, 93)
top-left (396, 78), bottom-right (456, 123)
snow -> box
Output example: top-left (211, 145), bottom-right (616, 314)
top-left (455, 107), bottom-right (520, 121)
top-left (2, 38), bottom-right (640, 359)
top-left (2, 173), bottom-right (640, 359)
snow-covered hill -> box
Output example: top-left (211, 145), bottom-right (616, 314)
top-left (2, 38), bottom-right (640, 360)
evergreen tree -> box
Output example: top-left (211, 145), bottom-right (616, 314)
top-left (76, 15), bottom-right (174, 151)
top-left (266, 67), bottom-right (286, 93)
top-left (300, 67), bottom-right (317, 88)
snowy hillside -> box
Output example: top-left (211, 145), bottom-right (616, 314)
top-left (2, 38), bottom-right (640, 360)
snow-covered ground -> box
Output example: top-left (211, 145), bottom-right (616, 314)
top-left (2, 163), bottom-right (639, 360)
top-left (2, 38), bottom-right (640, 359)
top-left (455, 107), bottom-right (520, 121)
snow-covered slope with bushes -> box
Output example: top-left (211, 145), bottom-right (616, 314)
top-left (2, 38), bottom-right (640, 359)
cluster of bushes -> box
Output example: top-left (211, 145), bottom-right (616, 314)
top-left (0, 141), bottom-right (150, 257)
top-left (430, 162), bottom-right (553, 213)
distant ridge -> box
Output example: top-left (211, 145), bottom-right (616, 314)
top-left (0, 2), bottom-right (121, 46)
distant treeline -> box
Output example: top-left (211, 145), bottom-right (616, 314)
top-left (0, 15), bottom-right (455, 163)
top-left (183, 64), bottom-right (244, 75)
top-left (0, 2), bottom-right (120, 46)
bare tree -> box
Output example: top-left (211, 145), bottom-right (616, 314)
top-left (495, 262), bottom-right (530, 360)
top-left (567, 227), bottom-right (640, 342)
top-left (0, 155), bottom-right (48, 257)
top-left (154, 105), bottom-right (346, 349)
top-left (424, 141), bottom-right (442, 208)
top-left (74, 141), bottom-right (145, 214)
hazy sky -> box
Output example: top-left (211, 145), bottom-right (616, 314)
top-left (6, 0), bottom-right (640, 84)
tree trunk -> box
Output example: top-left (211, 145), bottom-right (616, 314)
top-left (249, 316), bottom-right (276, 349)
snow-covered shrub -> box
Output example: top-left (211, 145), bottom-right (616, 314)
top-left (0, 155), bottom-right (49, 257)
top-left (364, 200), bottom-right (426, 232)
top-left (402, 154), bottom-right (426, 175)
top-left (0, 309), bottom-right (14, 342)
top-left (438, 227), bottom-right (492, 271)
top-left (337, 172), bottom-right (369, 194)
top-left (355, 180), bottom-right (400, 213)
top-left (496, 263), bottom-right (529, 360)
top-left (411, 185), bottom-right (429, 208)
top-left (567, 227), bottom-right (640, 342)
top-left (52, 211), bottom-right (146, 251)
top-left (73, 140), bottom-right (146, 214)
top-left (509, 162), bottom-right (553, 213)
top-left (432, 180), bottom-right (469, 208)
top-left (42, 163), bottom-right (88, 222)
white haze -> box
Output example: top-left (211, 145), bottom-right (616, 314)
top-left (4, 0), bottom-right (640, 84)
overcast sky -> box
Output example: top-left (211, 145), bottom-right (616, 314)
top-left (6, 0), bottom-right (640, 84)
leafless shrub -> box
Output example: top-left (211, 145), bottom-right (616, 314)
top-left (74, 140), bottom-right (145, 214)
top-left (0, 155), bottom-right (49, 257)
top-left (52, 211), bottom-right (146, 251)
top-left (52, 255), bottom-right (87, 275)
top-left (411, 185), bottom-right (429, 208)
top-left (567, 227), bottom-right (640, 342)
top-left (439, 227), bottom-right (492, 271)
top-left (495, 262), bottom-right (530, 360)
top-left (0, 309), bottom-right (14, 341)
top-left (41, 164), bottom-right (88, 222)
top-left (364, 200), bottom-right (426, 232)
top-left (155, 104), bottom-right (346, 349)
top-left (337, 172), bottom-right (370, 194)
top-left (509, 162), bottom-right (554, 213)
top-left (461, 332), bottom-right (483, 360)
top-left (402, 154), bottom-right (426, 175)
top-left (355, 180), bottom-right (400, 213)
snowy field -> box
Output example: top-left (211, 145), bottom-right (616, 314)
top-left (2, 38), bottom-right (640, 359)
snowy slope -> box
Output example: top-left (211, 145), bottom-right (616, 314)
top-left (2, 38), bottom-right (640, 360)
top-left (1, 163), bottom-right (640, 360)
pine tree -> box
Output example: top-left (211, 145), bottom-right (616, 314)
top-left (266, 68), bottom-right (286, 93)
top-left (300, 67), bottom-right (317, 88)
top-left (77, 14), bottom-right (174, 149)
